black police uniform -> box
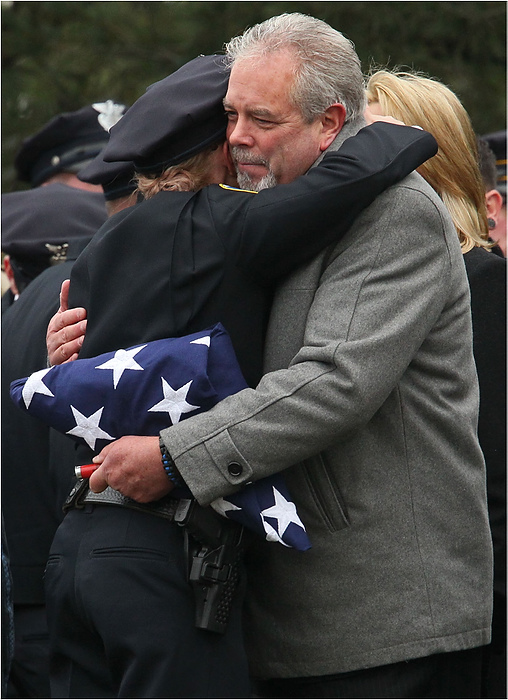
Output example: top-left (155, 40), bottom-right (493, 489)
top-left (1, 187), bottom-right (106, 699)
top-left (43, 119), bottom-right (437, 698)
top-left (2, 100), bottom-right (127, 698)
top-left (2, 238), bottom-right (97, 699)
top-left (1, 170), bottom-right (137, 697)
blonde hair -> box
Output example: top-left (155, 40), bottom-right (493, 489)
top-left (366, 70), bottom-right (490, 252)
top-left (135, 144), bottom-right (222, 199)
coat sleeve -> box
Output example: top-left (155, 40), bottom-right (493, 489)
top-left (161, 178), bottom-right (461, 504)
top-left (210, 122), bottom-right (437, 281)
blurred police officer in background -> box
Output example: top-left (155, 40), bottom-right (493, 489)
top-left (1, 102), bottom-right (123, 309)
top-left (476, 132), bottom-right (508, 699)
top-left (1, 103), bottom-right (131, 698)
top-left (481, 130), bottom-right (507, 257)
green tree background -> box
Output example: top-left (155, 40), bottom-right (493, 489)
top-left (2, 0), bottom-right (506, 192)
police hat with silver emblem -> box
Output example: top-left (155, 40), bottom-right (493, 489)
top-left (15, 101), bottom-right (126, 187)
top-left (102, 55), bottom-right (230, 174)
top-left (2, 186), bottom-right (107, 263)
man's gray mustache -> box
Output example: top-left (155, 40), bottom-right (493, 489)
top-left (230, 148), bottom-right (269, 167)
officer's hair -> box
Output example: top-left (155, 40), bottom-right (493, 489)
top-left (135, 143), bottom-right (222, 199)
top-left (224, 12), bottom-right (366, 124)
top-left (366, 69), bottom-right (490, 253)
top-left (477, 137), bottom-right (498, 193)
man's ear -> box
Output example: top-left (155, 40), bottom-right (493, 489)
top-left (485, 188), bottom-right (504, 224)
top-left (319, 103), bottom-right (347, 152)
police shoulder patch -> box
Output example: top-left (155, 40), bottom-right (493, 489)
top-left (219, 183), bottom-right (258, 194)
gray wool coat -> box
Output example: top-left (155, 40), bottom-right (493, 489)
top-left (162, 125), bottom-right (493, 678)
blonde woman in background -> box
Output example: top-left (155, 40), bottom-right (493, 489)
top-left (366, 70), bottom-right (506, 700)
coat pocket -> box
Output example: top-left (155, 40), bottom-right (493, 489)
top-left (297, 454), bottom-right (350, 533)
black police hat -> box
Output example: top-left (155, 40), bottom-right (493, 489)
top-left (1, 185), bottom-right (107, 291)
top-left (482, 130), bottom-right (506, 199)
top-left (15, 101), bottom-right (126, 187)
top-left (2, 186), bottom-right (107, 260)
top-left (78, 154), bottom-right (137, 202)
top-left (102, 55), bottom-right (230, 174)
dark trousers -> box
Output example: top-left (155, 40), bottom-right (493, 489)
top-left (255, 647), bottom-right (485, 699)
top-left (6, 605), bottom-right (50, 699)
top-left (481, 592), bottom-right (507, 699)
top-left (44, 504), bottom-right (251, 699)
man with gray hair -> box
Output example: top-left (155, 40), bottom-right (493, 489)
top-left (55, 13), bottom-right (492, 699)
top-left (223, 12), bottom-right (366, 193)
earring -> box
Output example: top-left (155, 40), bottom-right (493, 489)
top-left (488, 218), bottom-right (496, 229)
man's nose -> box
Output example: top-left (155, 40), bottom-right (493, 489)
top-left (227, 118), bottom-right (255, 148)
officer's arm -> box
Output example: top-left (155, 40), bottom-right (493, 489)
top-left (217, 122), bottom-right (437, 281)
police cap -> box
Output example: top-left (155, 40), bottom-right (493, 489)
top-left (78, 154), bottom-right (136, 202)
top-left (102, 55), bottom-right (230, 174)
top-left (482, 130), bottom-right (506, 200)
top-left (15, 101), bottom-right (126, 187)
top-left (2, 185), bottom-right (107, 262)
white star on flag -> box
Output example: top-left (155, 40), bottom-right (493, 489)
top-left (22, 368), bottom-right (54, 408)
top-left (262, 519), bottom-right (289, 546)
top-left (261, 487), bottom-right (306, 539)
top-left (211, 497), bottom-right (242, 518)
top-left (95, 345), bottom-right (146, 388)
top-left (190, 335), bottom-right (211, 347)
top-left (66, 406), bottom-right (115, 450)
top-left (148, 378), bottom-right (199, 424)
top-left (9, 324), bottom-right (313, 550)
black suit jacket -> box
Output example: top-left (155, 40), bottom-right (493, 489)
top-left (464, 246), bottom-right (506, 597)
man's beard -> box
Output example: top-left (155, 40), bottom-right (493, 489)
top-left (230, 147), bottom-right (278, 191)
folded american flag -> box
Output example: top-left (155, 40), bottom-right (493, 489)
top-left (10, 324), bottom-right (311, 551)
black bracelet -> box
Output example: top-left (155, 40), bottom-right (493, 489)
top-left (159, 437), bottom-right (184, 488)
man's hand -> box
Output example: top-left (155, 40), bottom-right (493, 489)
top-left (89, 435), bottom-right (173, 503)
top-left (364, 107), bottom-right (406, 127)
top-left (47, 280), bottom-right (87, 365)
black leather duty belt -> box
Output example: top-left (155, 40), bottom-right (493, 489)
top-left (63, 479), bottom-right (180, 520)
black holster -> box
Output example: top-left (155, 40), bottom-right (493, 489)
top-left (174, 498), bottom-right (245, 634)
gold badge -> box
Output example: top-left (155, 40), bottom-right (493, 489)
top-left (219, 183), bottom-right (258, 194)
